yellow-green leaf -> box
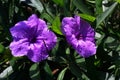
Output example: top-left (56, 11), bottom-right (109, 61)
top-left (52, 16), bottom-right (63, 35)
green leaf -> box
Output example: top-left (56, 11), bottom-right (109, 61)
top-left (67, 51), bottom-right (84, 79)
top-left (95, 0), bottom-right (103, 15)
top-left (78, 14), bottom-right (95, 22)
top-left (29, 63), bottom-right (41, 80)
top-left (116, 0), bottom-right (120, 3)
top-left (0, 66), bottom-right (13, 79)
top-left (30, 0), bottom-right (44, 13)
top-left (9, 0), bottom-right (15, 22)
top-left (40, 13), bottom-right (53, 24)
top-left (51, 15), bottom-right (63, 35)
top-left (43, 62), bottom-right (53, 80)
top-left (52, 0), bottom-right (64, 6)
top-left (76, 58), bottom-right (85, 64)
top-left (0, 44), bottom-right (4, 54)
top-left (81, 73), bottom-right (90, 80)
top-left (69, 62), bottom-right (82, 78)
top-left (73, 0), bottom-right (92, 15)
top-left (1, 48), bottom-right (12, 62)
top-left (66, 48), bottom-right (70, 55)
top-left (96, 2), bottom-right (118, 27)
top-left (57, 67), bottom-right (67, 80)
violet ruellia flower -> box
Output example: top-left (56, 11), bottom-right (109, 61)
top-left (9, 14), bottom-right (57, 62)
top-left (61, 16), bottom-right (96, 58)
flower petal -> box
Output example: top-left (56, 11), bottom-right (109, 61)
top-left (38, 28), bottom-right (57, 50)
top-left (27, 42), bottom-right (48, 62)
top-left (62, 16), bottom-right (81, 36)
top-left (76, 40), bottom-right (96, 58)
top-left (79, 19), bottom-right (95, 42)
top-left (9, 38), bottom-right (29, 57)
top-left (36, 19), bottom-right (48, 35)
top-left (27, 14), bottom-right (48, 37)
top-left (66, 34), bottom-right (78, 48)
top-left (10, 21), bottom-right (30, 40)
top-left (27, 14), bottom-right (38, 28)
top-left (62, 24), bottom-right (73, 36)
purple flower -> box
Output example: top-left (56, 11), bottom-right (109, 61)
top-left (61, 16), bottom-right (96, 58)
top-left (9, 14), bottom-right (57, 62)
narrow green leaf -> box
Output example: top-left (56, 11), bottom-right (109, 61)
top-left (51, 16), bottom-right (63, 35)
top-left (95, 0), bottom-right (103, 15)
top-left (66, 48), bottom-right (70, 54)
top-left (87, 0), bottom-right (95, 4)
top-left (30, 0), bottom-right (43, 13)
top-left (40, 13), bottom-right (54, 24)
top-left (0, 66), bottom-right (13, 78)
top-left (68, 51), bottom-right (84, 79)
top-left (73, 0), bottom-right (92, 15)
top-left (78, 14), bottom-right (96, 22)
top-left (76, 58), bottom-right (85, 64)
top-left (44, 62), bottom-right (53, 77)
top-left (0, 44), bottom-right (4, 54)
top-left (9, 0), bottom-right (15, 21)
top-left (52, 0), bottom-right (64, 6)
top-left (69, 62), bottom-right (82, 78)
top-left (29, 63), bottom-right (41, 80)
top-left (96, 2), bottom-right (118, 27)
top-left (57, 67), bottom-right (67, 80)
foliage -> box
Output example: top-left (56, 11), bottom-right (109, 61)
top-left (0, 0), bottom-right (120, 80)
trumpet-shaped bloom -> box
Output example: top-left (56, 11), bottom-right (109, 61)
top-left (10, 14), bottom-right (57, 62)
top-left (61, 16), bottom-right (96, 57)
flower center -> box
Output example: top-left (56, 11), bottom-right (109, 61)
top-left (30, 37), bottom-right (37, 43)
top-left (76, 33), bottom-right (83, 40)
